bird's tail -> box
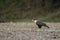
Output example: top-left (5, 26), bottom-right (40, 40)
top-left (43, 24), bottom-right (49, 28)
top-left (45, 25), bottom-right (49, 28)
top-left (42, 23), bottom-right (50, 28)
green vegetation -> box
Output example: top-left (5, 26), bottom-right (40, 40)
top-left (0, 0), bottom-right (60, 22)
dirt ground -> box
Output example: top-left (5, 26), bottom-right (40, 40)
top-left (0, 22), bottom-right (60, 40)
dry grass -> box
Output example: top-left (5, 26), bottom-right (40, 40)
top-left (0, 22), bottom-right (60, 40)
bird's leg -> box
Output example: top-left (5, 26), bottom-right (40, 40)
top-left (36, 28), bottom-right (41, 32)
top-left (35, 27), bottom-right (42, 32)
top-left (35, 26), bottom-right (42, 32)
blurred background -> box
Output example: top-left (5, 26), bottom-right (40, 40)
top-left (0, 0), bottom-right (60, 22)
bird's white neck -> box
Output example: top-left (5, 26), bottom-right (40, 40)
top-left (34, 20), bottom-right (37, 23)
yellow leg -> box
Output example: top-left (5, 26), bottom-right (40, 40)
top-left (36, 28), bottom-right (41, 32)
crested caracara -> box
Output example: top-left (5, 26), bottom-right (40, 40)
top-left (32, 19), bottom-right (49, 29)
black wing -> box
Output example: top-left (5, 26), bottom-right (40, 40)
top-left (36, 21), bottom-right (49, 28)
top-left (36, 21), bottom-right (45, 26)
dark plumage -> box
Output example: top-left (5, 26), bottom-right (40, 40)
top-left (32, 19), bottom-right (49, 29)
top-left (36, 21), bottom-right (49, 28)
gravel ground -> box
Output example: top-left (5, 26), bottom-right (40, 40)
top-left (0, 22), bottom-right (60, 40)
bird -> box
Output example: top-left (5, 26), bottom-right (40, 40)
top-left (32, 18), bottom-right (49, 31)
